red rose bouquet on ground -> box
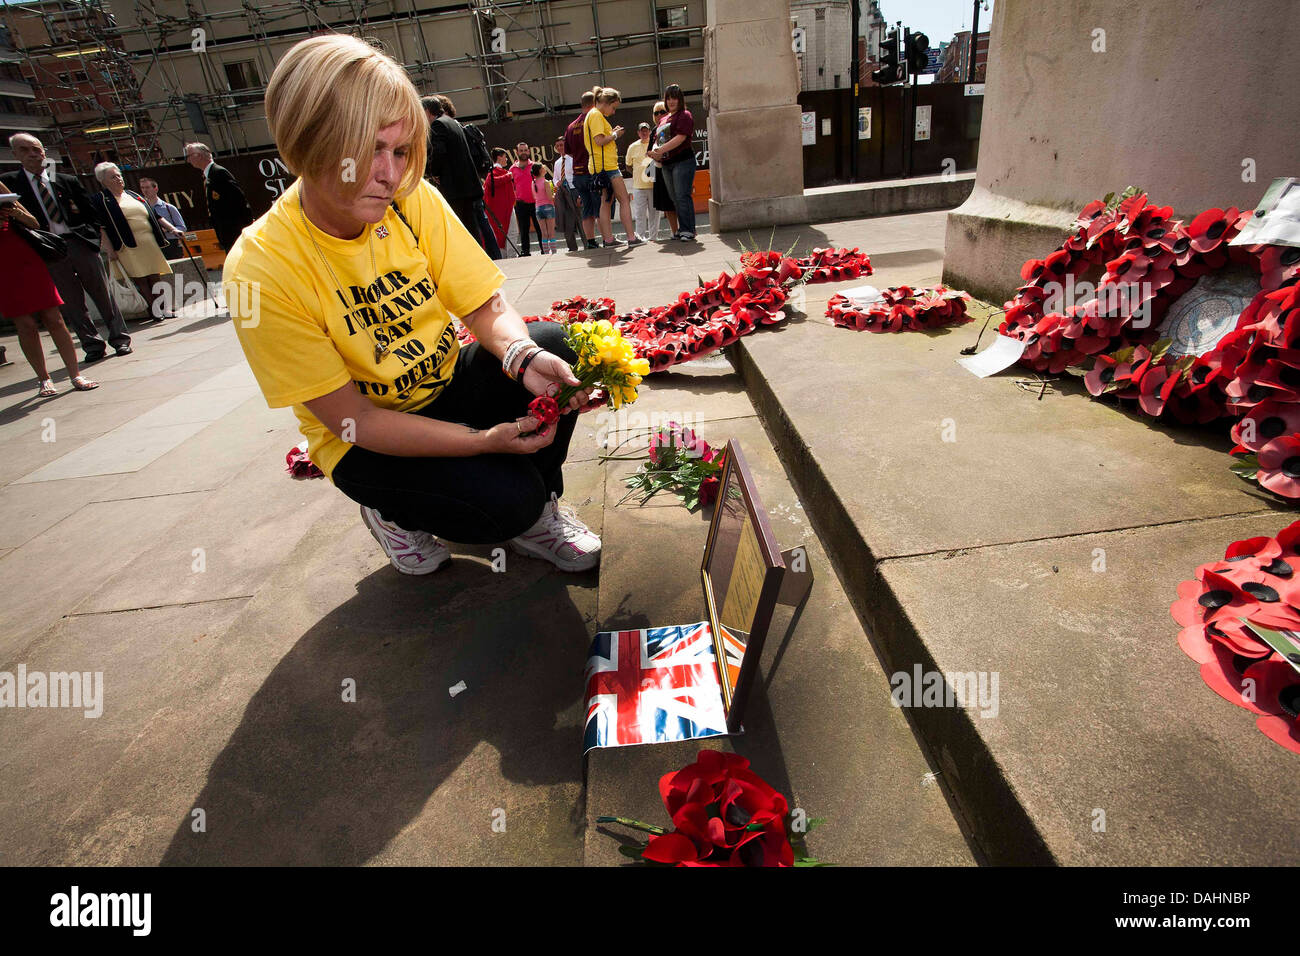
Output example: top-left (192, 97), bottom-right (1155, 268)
top-left (598, 750), bottom-right (825, 866)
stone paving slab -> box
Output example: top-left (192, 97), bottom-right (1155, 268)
top-left (0, 597), bottom-right (253, 865)
top-left (879, 515), bottom-right (1300, 866)
top-left (155, 460), bottom-right (603, 866)
top-left (0, 490), bottom-right (208, 661)
top-left (738, 316), bottom-right (1284, 560)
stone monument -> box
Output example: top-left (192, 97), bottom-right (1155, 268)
top-left (943, 0), bottom-right (1300, 303)
top-left (704, 0), bottom-right (807, 232)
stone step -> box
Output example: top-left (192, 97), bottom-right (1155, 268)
top-left (581, 358), bottom-right (976, 866)
top-left (732, 290), bottom-right (1300, 865)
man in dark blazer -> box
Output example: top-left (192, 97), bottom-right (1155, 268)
top-left (184, 142), bottom-right (253, 251)
top-left (2, 132), bottom-right (131, 360)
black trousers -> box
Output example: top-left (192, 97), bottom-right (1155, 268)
top-left (331, 321), bottom-right (581, 544)
top-left (554, 182), bottom-right (582, 251)
top-left (447, 194), bottom-right (501, 260)
top-left (514, 200), bottom-right (541, 255)
top-left (46, 240), bottom-right (130, 356)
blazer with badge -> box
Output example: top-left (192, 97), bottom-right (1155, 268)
top-left (0, 168), bottom-right (104, 249)
top-left (204, 162), bottom-right (253, 249)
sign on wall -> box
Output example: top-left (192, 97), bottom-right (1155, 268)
top-left (801, 111), bottom-right (816, 146)
top-left (858, 106), bottom-right (872, 140)
top-left (914, 104), bottom-right (932, 141)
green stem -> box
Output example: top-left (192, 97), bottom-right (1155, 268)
top-left (595, 816), bottom-right (667, 836)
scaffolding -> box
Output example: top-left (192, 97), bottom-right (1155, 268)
top-left (6, 0), bottom-right (705, 171)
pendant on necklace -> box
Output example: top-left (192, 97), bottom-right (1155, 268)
top-left (374, 342), bottom-right (388, 363)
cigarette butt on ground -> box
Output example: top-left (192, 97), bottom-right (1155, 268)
top-left (448, 680), bottom-right (468, 698)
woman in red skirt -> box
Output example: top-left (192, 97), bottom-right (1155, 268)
top-left (1, 199), bottom-right (98, 396)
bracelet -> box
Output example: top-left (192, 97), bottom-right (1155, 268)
top-left (515, 347), bottom-right (544, 380)
top-left (501, 339), bottom-right (534, 379)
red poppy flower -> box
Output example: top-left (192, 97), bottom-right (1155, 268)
top-left (1198, 642), bottom-right (1271, 715)
top-left (1258, 245), bottom-right (1300, 291)
top-left (1074, 199), bottom-right (1108, 227)
top-left (1136, 364), bottom-right (1181, 416)
top-left (1187, 207), bottom-right (1241, 253)
top-left (1243, 657), bottom-right (1300, 753)
top-left (1117, 192), bottom-right (1150, 226)
top-left (1256, 434), bottom-right (1300, 499)
top-left (1163, 377), bottom-right (1228, 424)
top-left (1230, 399), bottom-right (1300, 451)
top-left (1084, 353), bottom-right (1123, 395)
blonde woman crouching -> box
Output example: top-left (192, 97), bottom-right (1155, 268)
top-left (227, 35), bottom-right (601, 574)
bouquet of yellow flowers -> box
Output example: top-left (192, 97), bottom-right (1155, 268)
top-left (529, 320), bottom-right (650, 433)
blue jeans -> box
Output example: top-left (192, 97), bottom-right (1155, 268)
top-left (662, 155), bottom-right (697, 235)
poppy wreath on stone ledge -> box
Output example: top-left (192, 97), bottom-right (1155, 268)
top-left (455, 248), bottom-right (874, 371)
top-left (999, 192), bottom-right (1300, 375)
top-left (999, 190), bottom-right (1300, 498)
top-left (827, 286), bottom-right (972, 332)
top-left (1171, 521), bottom-right (1300, 754)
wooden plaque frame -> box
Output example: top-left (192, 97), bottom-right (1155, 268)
top-left (700, 441), bottom-right (813, 732)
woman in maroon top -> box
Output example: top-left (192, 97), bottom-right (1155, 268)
top-left (647, 83), bottom-right (697, 241)
top-left (0, 198), bottom-right (98, 396)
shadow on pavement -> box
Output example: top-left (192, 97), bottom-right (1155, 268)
top-left (160, 560), bottom-right (596, 865)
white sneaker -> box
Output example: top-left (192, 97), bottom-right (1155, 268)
top-left (360, 505), bottom-right (450, 575)
top-left (509, 493), bottom-right (601, 572)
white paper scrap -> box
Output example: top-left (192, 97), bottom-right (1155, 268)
top-left (956, 334), bottom-right (1028, 378)
top-left (840, 285), bottom-right (883, 307)
top-left (1231, 177), bottom-right (1300, 248)
top-left (448, 680), bottom-right (468, 698)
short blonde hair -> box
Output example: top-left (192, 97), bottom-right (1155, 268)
top-left (264, 34), bottom-right (426, 201)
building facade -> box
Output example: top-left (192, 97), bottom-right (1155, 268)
top-left (95, 0), bottom-right (705, 165)
top-left (1, 0), bottom-right (152, 174)
top-left (791, 0), bottom-right (885, 92)
top-left (935, 29), bottom-right (989, 84)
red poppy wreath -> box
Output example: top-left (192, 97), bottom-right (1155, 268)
top-left (999, 188), bottom-right (1300, 498)
top-left (827, 285), bottom-right (971, 332)
top-left (455, 247), bottom-right (874, 373)
top-left (1171, 521), bottom-right (1300, 753)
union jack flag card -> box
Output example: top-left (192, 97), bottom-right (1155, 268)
top-left (583, 621), bottom-right (745, 754)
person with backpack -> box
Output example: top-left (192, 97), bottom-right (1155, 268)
top-left (423, 95), bottom-right (500, 259)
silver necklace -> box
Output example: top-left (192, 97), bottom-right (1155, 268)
top-left (299, 190), bottom-right (388, 364)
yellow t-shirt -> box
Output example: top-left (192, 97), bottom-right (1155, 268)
top-left (584, 108), bottom-right (618, 174)
top-left (625, 140), bottom-right (653, 190)
top-left (224, 177), bottom-right (505, 480)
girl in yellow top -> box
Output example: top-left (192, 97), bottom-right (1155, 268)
top-left (225, 35), bottom-right (602, 575)
top-left (583, 88), bottom-right (643, 248)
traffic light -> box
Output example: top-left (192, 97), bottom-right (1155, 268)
top-left (872, 30), bottom-right (902, 84)
top-left (906, 30), bottom-right (930, 76)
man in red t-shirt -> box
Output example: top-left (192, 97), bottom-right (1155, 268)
top-left (564, 90), bottom-right (599, 249)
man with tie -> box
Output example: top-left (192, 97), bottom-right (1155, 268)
top-left (2, 133), bottom-right (132, 360)
top-left (183, 142), bottom-right (253, 251)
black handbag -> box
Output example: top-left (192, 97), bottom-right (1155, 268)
top-left (15, 222), bottom-right (68, 264)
